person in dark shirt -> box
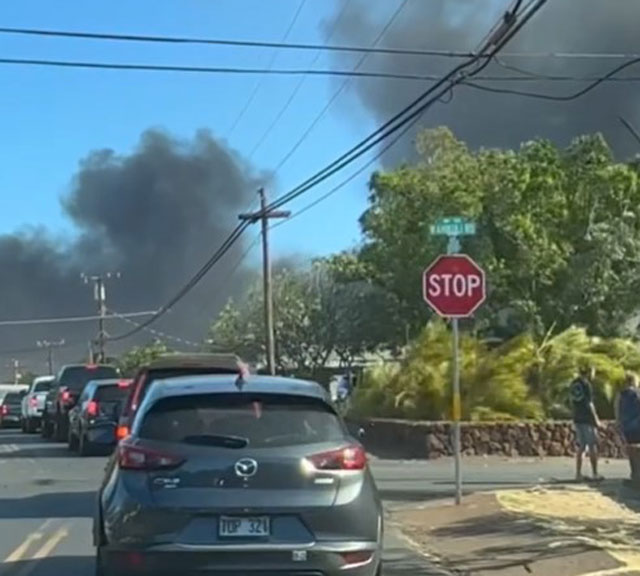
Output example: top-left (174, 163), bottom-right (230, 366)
top-left (615, 372), bottom-right (640, 480)
top-left (570, 365), bottom-right (602, 481)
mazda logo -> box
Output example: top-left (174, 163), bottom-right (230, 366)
top-left (234, 458), bottom-right (258, 478)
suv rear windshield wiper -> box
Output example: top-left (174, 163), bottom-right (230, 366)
top-left (181, 434), bottom-right (249, 448)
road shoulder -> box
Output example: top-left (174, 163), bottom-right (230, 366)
top-left (389, 484), bottom-right (640, 576)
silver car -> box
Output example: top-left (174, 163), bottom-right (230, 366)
top-left (94, 374), bottom-right (383, 575)
top-left (21, 375), bottom-right (54, 433)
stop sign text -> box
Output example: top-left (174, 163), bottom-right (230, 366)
top-left (423, 255), bottom-right (486, 317)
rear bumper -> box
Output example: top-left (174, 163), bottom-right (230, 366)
top-left (100, 542), bottom-right (381, 576)
top-left (87, 424), bottom-right (117, 446)
top-left (1, 415), bottom-right (21, 427)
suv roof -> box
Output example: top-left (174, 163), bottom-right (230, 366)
top-left (88, 378), bottom-right (131, 387)
top-left (59, 363), bottom-right (116, 370)
top-left (143, 374), bottom-right (329, 405)
top-left (142, 353), bottom-right (242, 372)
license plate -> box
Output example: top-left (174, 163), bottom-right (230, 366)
top-left (219, 516), bottom-right (270, 537)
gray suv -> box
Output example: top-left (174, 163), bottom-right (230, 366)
top-left (94, 374), bottom-right (383, 576)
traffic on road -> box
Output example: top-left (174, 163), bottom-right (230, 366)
top-left (0, 354), bottom-right (408, 576)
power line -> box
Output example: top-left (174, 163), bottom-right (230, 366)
top-left (247, 0), bottom-right (350, 160)
top-left (108, 309), bottom-right (201, 348)
top-left (6, 55), bottom-right (630, 82)
top-left (0, 310), bottom-right (157, 327)
top-left (224, 2), bottom-right (526, 284)
top-left (2, 25), bottom-right (639, 61)
top-left (107, 220), bottom-right (251, 341)
top-left (463, 55), bottom-right (640, 100)
top-left (620, 116), bottom-right (640, 147)
top-left (0, 339), bottom-right (87, 357)
top-left (105, 0), bottom-right (546, 342)
top-left (265, 2), bottom-right (548, 215)
top-left (225, 0), bottom-right (307, 139)
top-left (270, 0), bottom-right (411, 175)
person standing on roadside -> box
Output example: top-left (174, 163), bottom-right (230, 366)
top-left (615, 372), bottom-right (640, 479)
top-left (570, 365), bottom-right (603, 481)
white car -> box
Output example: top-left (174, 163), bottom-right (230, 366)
top-left (21, 376), bottom-right (55, 433)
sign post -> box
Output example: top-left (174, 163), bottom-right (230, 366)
top-left (424, 218), bottom-right (485, 505)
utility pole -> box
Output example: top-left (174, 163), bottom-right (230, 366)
top-left (10, 359), bottom-right (19, 385)
top-left (37, 339), bottom-right (65, 374)
top-left (81, 272), bottom-right (120, 363)
top-left (239, 189), bottom-right (290, 375)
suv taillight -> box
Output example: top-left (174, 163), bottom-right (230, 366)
top-left (118, 443), bottom-right (184, 471)
top-left (87, 401), bottom-right (99, 417)
top-left (29, 397), bottom-right (38, 408)
top-left (116, 425), bottom-right (130, 440)
top-left (1, 405), bottom-right (7, 416)
top-left (306, 445), bottom-right (367, 471)
top-left (60, 389), bottom-right (71, 403)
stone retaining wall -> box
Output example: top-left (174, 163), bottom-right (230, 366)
top-left (346, 418), bottom-right (627, 459)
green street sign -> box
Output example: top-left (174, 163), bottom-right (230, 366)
top-left (430, 217), bottom-right (476, 237)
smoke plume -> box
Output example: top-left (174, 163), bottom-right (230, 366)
top-left (324, 0), bottom-right (640, 164)
top-left (0, 129), bottom-right (263, 376)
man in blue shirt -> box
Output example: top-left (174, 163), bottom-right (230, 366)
top-left (615, 372), bottom-right (640, 480)
top-left (570, 365), bottom-right (603, 481)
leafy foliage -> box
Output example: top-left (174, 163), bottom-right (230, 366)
top-left (351, 323), bottom-right (640, 421)
top-left (205, 128), bottom-right (640, 422)
top-left (209, 260), bottom-right (399, 372)
top-left (117, 340), bottom-right (172, 377)
top-left (358, 127), bottom-right (640, 340)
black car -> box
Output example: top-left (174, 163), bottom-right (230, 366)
top-left (42, 363), bottom-right (119, 441)
top-left (116, 353), bottom-right (244, 441)
top-left (1, 391), bottom-right (27, 428)
top-left (68, 378), bottom-right (133, 456)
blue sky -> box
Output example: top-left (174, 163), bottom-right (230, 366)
top-left (0, 0), bottom-right (392, 264)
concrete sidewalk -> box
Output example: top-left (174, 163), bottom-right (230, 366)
top-left (388, 483), bottom-right (640, 576)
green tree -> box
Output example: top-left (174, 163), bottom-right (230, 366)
top-left (209, 261), bottom-right (397, 372)
top-left (358, 127), bottom-right (640, 339)
top-left (351, 322), bottom-right (640, 421)
top-left (351, 321), bottom-right (542, 421)
top-left (209, 268), bottom-right (334, 372)
top-left (117, 340), bottom-right (172, 377)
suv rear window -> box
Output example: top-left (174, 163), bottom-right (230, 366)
top-left (4, 392), bottom-right (24, 403)
top-left (95, 385), bottom-right (130, 403)
top-left (125, 367), bottom-right (238, 415)
top-left (139, 393), bottom-right (345, 448)
top-left (33, 381), bottom-right (52, 393)
top-left (60, 366), bottom-right (118, 391)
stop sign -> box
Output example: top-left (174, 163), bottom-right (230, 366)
top-left (423, 254), bottom-right (486, 317)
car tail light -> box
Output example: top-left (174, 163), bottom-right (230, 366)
top-left (87, 401), bottom-right (99, 417)
top-left (1, 405), bottom-right (7, 416)
top-left (86, 364), bottom-right (98, 369)
top-left (118, 379), bottom-right (131, 389)
top-left (306, 444), bottom-right (367, 471)
top-left (118, 443), bottom-right (184, 471)
top-left (61, 389), bottom-right (71, 403)
top-left (116, 425), bottom-right (130, 441)
top-left (29, 397), bottom-right (38, 408)
top-left (339, 550), bottom-right (374, 569)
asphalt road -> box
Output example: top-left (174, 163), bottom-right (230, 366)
top-left (0, 429), bottom-right (629, 575)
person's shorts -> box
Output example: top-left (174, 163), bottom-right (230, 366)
top-left (624, 427), bottom-right (640, 444)
top-left (575, 423), bottom-right (598, 450)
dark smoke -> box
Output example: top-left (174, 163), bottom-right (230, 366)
top-left (0, 129), bottom-right (264, 377)
top-left (324, 0), bottom-right (640, 164)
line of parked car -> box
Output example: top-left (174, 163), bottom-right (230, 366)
top-left (2, 352), bottom-right (382, 575)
